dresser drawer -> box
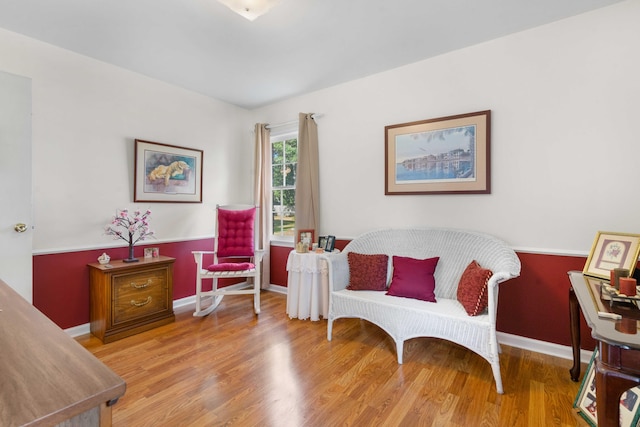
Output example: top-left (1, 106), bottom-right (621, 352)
top-left (112, 268), bottom-right (169, 325)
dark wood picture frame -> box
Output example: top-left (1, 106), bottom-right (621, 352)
top-left (134, 139), bottom-right (203, 203)
top-left (385, 110), bottom-right (491, 195)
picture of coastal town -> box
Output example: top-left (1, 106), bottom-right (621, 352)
top-left (395, 124), bottom-right (477, 184)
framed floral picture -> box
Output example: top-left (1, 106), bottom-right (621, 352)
top-left (583, 231), bottom-right (640, 280)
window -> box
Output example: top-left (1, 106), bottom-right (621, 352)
top-left (271, 131), bottom-right (297, 239)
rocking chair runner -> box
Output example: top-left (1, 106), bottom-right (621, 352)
top-left (192, 205), bottom-right (263, 317)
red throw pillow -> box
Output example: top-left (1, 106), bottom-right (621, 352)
top-left (457, 260), bottom-right (493, 316)
top-left (347, 253), bottom-right (389, 291)
top-left (386, 256), bottom-right (439, 302)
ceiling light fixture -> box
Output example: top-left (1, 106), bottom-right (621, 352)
top-left (216, 0), bottom-right (283, 21)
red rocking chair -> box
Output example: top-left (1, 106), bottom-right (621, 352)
top-left (192, 205), bottom-right (263, 317)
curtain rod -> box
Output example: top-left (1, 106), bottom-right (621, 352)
top-left (265, 113), bottom-right (323, 130)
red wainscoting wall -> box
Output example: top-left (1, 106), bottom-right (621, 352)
top-left (34, 238), bottom-right (597, 351)
top-left (33, 239), bottom-right (213, 330)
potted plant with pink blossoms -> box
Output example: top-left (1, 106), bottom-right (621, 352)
top-left (104, 209), bottom-right (154, 262)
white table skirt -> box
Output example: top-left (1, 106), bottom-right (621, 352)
top-left (286, 250), bottom-right (333, 321)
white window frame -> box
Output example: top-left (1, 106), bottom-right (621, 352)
top-left (269, 128), bottom-right (298, 243)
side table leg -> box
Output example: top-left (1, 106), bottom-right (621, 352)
top-left (595, 359), bottom-right (640, 427)
top-left (569, 286), bottom-right (581, 381)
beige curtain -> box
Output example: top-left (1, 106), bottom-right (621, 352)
top-left (295, 113), bottom-right (320, 239)
top-left (253, 123), bottom-right (271, 289)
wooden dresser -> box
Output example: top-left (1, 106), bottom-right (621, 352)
top-left (88, 256), bottom-right (175, 343)
top-left (0, 279), bottom-right (125, 426)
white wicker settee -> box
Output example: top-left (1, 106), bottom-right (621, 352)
top-left (321, 228), bottom-right (521, 394)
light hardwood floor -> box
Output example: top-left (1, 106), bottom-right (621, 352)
top-left (78, 291), bottom-right (589, 426)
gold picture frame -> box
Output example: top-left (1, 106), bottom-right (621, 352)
top-left (583, 231), bottom-right (640, 280)
top-left (385, 110), bottom-right (490, 195)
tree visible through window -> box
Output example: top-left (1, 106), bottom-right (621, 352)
top-left (271, 134), bottom-right (297, 238)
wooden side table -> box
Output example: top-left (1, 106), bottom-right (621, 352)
top-left (89, 256), bottom-right (175, 343)
top-left (568, 271), bottom-right (640, 427)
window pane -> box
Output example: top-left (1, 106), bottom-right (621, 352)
top-left (272, 190), bottom-right (284, 236)
top-left (285, 163), bottom-right (296, 186)
top-left (272, 141), bottom-right (284, 164)
top-left (272, 189), bottom-right (294, 237)
top-left (272, 164), bottom-right (284, 187)
top-left (282, 189), bottom-right (295, 215)
top-left (285, 139), bottom-right (297, 162)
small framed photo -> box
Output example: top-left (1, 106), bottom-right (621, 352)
top-left (325, 235), bottom-right (336, 252)
top-left (297, 229), bottom-right (315, 247)
top-left (574, 348), bottom-right (640, 426)
top-left (144, 247), bottom-right (160, 258)
top-left (318, 236), bottom-right (327, 250)
top-left (134, 139), bottom-right (203, 203)
top-left (583, 231), bottom-right (640, 279)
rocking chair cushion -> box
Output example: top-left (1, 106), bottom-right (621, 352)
top-left (206, 262), bottom-right (255, 272)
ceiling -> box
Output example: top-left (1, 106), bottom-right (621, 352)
top-left (0, 0), bottom-right (625, 109)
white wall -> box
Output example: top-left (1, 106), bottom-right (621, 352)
top-left (0, 28), bottom-right (254, 252)
top-left (253, 0), bottom-right (640, 254)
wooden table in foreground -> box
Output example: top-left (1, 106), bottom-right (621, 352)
top-left (568, 271), bottom-right (640, 427)
top-left (0, 279), bottom-right (125, 426)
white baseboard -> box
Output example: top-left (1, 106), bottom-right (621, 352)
top-left (497, 331), bottom-right (593, 364)
top-left (64, 289), bottom-right (593, 366)
top-left (266, 284), bottom-right (287, 294)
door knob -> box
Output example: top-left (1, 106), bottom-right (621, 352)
top-left (14, 223), bottom-right (27, 233)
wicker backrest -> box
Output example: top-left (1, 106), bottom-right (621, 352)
top-left (342, 228), bottom-right (521, 299)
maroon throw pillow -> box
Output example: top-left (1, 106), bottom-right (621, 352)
top-left (347, 252), bottom-right (389, 291)
top-left (457, 260), bottom-right (493, 316)
top-left (386, 256), bottom-right (439, 302)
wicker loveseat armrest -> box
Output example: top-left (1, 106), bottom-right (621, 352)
top-left (321, 252), bottom-right (349, 292)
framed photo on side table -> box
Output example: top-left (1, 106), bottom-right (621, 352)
top-left (325, 235), bottom-right (336, 252)
top-left (297, 229), bottom-right (315, 247)
top-left (318, 236), bottom-right (327, 250)
top-left (583, 231), bottom-right (640, 280)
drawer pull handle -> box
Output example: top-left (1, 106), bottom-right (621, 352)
top-left (131, 296), bottom-right (152, 307)
top-left (131, 279), bottom-right (152, 289)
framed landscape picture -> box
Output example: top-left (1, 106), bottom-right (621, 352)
top-left (385, 110), bottom-right (490, 195)
top-left (134, 139), bottom-right (203, 203)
